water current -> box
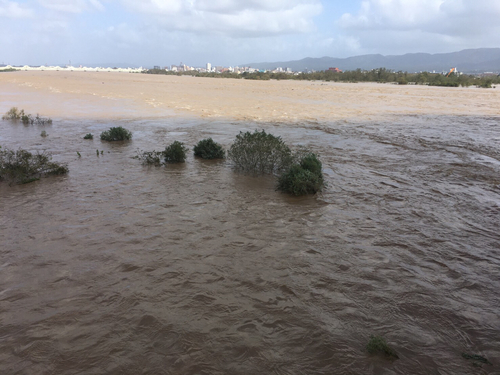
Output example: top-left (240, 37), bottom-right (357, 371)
top-left (1, 113), bottom-right (499, 374)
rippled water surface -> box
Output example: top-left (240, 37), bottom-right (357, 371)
top-left (1, 114), bottom-right (499, 374)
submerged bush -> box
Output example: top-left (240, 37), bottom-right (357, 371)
top-left (366, 335), bottom-right (399, 359)
top-left (299, 152), bottom-right (322, 176)
top-left (164, 141), bottom-right (188, 163)
top-left (462, 353), bottom-right (492, 366)
top-left (228, 130), bottom-right (292, 174)
top-left (193, 138), bottom-right (225, 159)
top-left (2, 107), bottom-right (24, 120)
top-left (2, 107), bottom-right (52, 125)
top-left (100, 126), bottom-right (132, 141)
top-left (277, 152), bottom-right (324, 196)
top-left (83, 133), bottom-right (93, 140)
top-left (40, 130), bottom-right (48, 137)
top-left (137, 150), bottom-right (165, 166)
top-left (0, 147), bottom-right (68, 184)
top-left (22, 114), bottom-right (52, 125)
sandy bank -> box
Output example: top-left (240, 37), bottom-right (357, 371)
top-left (1, 71), bottom-right (499, 122)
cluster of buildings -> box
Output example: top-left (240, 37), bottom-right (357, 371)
top-left (157, 62), bottom-right (296, 74)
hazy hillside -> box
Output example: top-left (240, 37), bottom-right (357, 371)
top-left (245, 48), bottom-right (500, 73)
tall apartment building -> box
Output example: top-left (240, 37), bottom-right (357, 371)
top-left (206, 63), bottom-right (212, 72)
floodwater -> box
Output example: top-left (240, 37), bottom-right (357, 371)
top-left (1, 112), bottom-right (499, 374)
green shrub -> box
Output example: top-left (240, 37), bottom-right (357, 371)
top-left (366, 335), bottom-right (399, 359)
top-left (21, 114), bottom-right (31, 124)
top-left (0, 147), bottom-right (68, 184)
top-left (277, 152), bottom-right (324, 195)
top-left (83, 133), bottom-right (93, 140)
top-left (100, 126), bottom-right (132, 141)
top-left (164, 141), bottom-right (188, 163)
top-left (300, 153), bottom-right (323, 176)
top-left (2, 107), bottom-right (24, 120)
top-left (41, 130), bottom-right (48, 137)
top-left (137, 150), bottom-right (165, 166)
top-left (228, 130), bottom-right (292, 174)
top-left (193, 138), bottom-right (225, 159)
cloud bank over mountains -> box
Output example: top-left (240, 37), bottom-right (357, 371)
top-left (340, 0), bottom-right (500, 54)
top-left (1, 0), bottom-right (499, 67)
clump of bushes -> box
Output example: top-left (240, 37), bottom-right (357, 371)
top-left (41, 130), bottom-right (48, 137)
top-left (277, 152), bottom-right (324, 196)
top-left (366, 335), bottom-right (399, 359)
top-left (228, 130), bottom-right (292, 174)
top-left (2, 107), bottom-right (52, 125)
top-left (100, 126), bottom-right (132, 141)
top-left (83, 133), bottom-right (93, 140)
top-left (193, 138), bottom-right (225, 159)
top-left (0, 146), bottom-right (68, 184)
top-left (164, 141), bottom-right (188, 163)
top-left (227, 130), bottom-right (325, 195)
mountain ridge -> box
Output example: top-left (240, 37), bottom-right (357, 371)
top-left (244, 48), bottom-right (500, 73)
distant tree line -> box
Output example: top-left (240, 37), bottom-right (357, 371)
top-left (144, 67), bottom-right (500, 88)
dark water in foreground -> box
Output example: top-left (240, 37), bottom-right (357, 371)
top-left (1, 115), bottom-right (499, 374)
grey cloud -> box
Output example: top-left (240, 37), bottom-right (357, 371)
top-left (121, 0), bottom-right (322, 37)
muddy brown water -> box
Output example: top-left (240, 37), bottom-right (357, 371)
top-left (1, 112), bottom-right (499, 374)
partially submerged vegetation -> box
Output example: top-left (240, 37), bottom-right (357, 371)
top-left (100, 126), bottom-right (132, 141)
top-left (462, 353), bottom-right (492, 368)
top-left (228, 130), bottom-right (292, 174)
top-left (139, 138), bottom-right (225, 166)
top-left (277, 152), bottom-right (324, 196)
top-left (193, 138), bottom-right (225, 159)
top-left (0, 146), bottom-right (68, 184)
top-left (137, 150), bottom-right (165, 166)
top-left (366, 335), bottom-right (399, 360)
top-left (2, 120), bottom-right (324, 195)
top-left (2, 107), bottom-right (52, 125)
top-left (227, 130), bottom-right (325, 195)
top-left (164, 141), bottom-right (188, 163)
top-left (2, 107), bottom-right (23, 120)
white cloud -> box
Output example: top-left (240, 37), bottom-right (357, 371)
top-left (121, 0), bottom-right (322, 37)
top-left (340, 0), bottom-right (500, 35)
top-left (195, 0), bottom-right (317, 14)
top-left (340, 0), bottom-right (444, 30)
top-left (0, 0), bottom-right (34, 18)
top-left (37, 0), bottom-right (104, 13)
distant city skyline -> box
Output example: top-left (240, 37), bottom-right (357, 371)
top-left (1, 1), bottom-right (500, 67)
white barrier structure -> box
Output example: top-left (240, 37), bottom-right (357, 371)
top-left (0, 65), bottom-right (144, 73)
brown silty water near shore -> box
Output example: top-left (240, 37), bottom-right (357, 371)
top-left (1, 72), bottom-right (500, 374)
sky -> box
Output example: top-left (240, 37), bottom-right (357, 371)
top-left (1, 0), bottom-right (499, 67)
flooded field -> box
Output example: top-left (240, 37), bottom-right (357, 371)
top-left (1, 109), bottom-right (499, 374)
